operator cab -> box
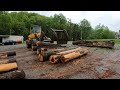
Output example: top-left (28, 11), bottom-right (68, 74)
top-left (31, 25), bottom-right (41, 33)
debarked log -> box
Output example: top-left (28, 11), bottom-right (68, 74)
top-left (57, 47), bottom-right (82, 55)
top-left (0, 62), bottom-right (18, 73)
top-left (49, 47), bottom-right (88, 64)
top-left (0, 69), bottom-right (25, 79)
top-left (60, 49), bottom-right (89, 63)
top-left (38, 47), bottom-right (81, 62)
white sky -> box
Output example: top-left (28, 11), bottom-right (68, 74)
top-left (9, 11), bottom-right (120, 32)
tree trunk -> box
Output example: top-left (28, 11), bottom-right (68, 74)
top-left (0, 62), bottom-right (18, 73)
top-left (61, 49), bottom-right (89, 63)
top-left (0, 58), bottom-right (16, 64)
top-left (0, 51), bottom-right (16, 59)
top-left (0, 69), bottom-right (25, 79)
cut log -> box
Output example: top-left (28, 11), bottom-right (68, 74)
top-left (38, 51), bottom-right (56, 62)
top-left (0, 58), bottom-right (16, 64)
top-left (37, 48), bottom-right (47, 55)
top-left (0, 69), bottom-right (25, 79)
top-left (37, 48), bottom-right (67, 62)
top-left (57, 47), bottom-right (82, 55)
top-left (60, 49), bottom-right (89, 63)
top-left (72, 40), bottom-right (114, 49)
top-left (49, 47), bottom-right (87, 64)
top-left (49, 55), bottom-right (61, 64)
top-left (36, 41), bottom-right (60, 48)
top-left (32, 45), bottom-right (38, 51)
top-left (0, 62), bottom-right (18, 73)
top-left (0, 51), bottom-right (16, 59)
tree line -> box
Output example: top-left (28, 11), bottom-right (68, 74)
top-left (0, 11), bottom-right (115, 40)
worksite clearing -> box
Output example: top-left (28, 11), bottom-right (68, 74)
top-left (1, 41), bottom-right (120, 79)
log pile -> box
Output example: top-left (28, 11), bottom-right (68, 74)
top-left (32, 41), bottom-right (61, 51)
top-left (36, 47), bottom-right (89, 64)
top-left (0, 51), bottom-right (25, 79)
top-left (72, 40), bottom-right (114, 49)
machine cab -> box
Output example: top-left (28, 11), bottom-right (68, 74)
top-left (31, 25), bottom-right (41, 33)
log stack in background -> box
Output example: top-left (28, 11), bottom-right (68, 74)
top-left (72, 40), bottom-right (114, 49)
top-left (0, 51), bottom-right (25, 79)
top-left (36, 47), bottom-right (89, 64)
top-left (32, 41), bottom-right (61, 51)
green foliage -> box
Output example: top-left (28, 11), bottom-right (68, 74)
top-left (92, 24), bottom-right (115, 39)
top-left (0, 11), bottom-right (116, 40)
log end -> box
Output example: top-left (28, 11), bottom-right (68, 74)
top-left (49, 55), bottom-right (61, 64)
top-left (38, 54), bottom-right (44, 62)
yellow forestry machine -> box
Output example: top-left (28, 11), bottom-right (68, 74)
top-left (26, 25), bottom-right (69, 49)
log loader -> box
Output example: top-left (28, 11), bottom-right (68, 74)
top-left (26, 25), bottom-right (69, 49)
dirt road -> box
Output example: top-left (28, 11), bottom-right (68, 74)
top-left (1, 42), bottom-right (120, 79)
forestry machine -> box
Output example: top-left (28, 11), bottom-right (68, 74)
top-left (26, 25), bottom-right (69, 48)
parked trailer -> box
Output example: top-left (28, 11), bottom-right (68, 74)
top-left (0, 35), bottom-right (24, 45)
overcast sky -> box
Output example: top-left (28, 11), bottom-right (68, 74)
top-left (10, 11), bottom-right (120, 32)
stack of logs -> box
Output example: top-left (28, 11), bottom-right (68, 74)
top-left (36, 47), bottom-right (89, 64)
top-left (72, 40), bottom-right (115, 49)
top-left (0, 51), bottom-right (25, 79)
top-left (32, 41), bottom-right (61, 51)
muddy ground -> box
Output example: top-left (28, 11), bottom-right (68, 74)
top-left (1, 41), bottom-right (120, 79)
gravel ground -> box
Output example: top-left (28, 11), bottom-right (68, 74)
top-left (1, 42), bottom-right (120, 79)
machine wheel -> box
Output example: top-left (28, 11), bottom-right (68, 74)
top-left (26, 43), bottom-right (31, 48)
